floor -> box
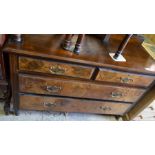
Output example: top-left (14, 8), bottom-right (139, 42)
top-left (133, 100), bottom-right (155, 121)
top-left (0, 102), bottom-right (116, 121)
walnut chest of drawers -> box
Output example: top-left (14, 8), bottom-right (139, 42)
top-left (3, 34), bottom-right (155, 120)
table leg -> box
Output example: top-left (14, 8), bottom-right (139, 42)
top-left (74, 34), bottom-right (85, 54)
top-left (62, 34), bottom-right (74, 50)
top-left (113, 34), bottom-right (133, 59)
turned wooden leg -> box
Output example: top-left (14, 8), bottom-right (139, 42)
top-left (74, 34), bottom-right (85, 54)
top-left (12, 34), bottom-right (22, 43)
top-left (103, 34), bottom-right (111, 44)
top-left (62, 34), bottom-right (74, 50)
top-left (113, 34), bottom-right (133, 59)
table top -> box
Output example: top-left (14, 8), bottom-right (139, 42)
top-left (3, 34), bottom-right (155, 75)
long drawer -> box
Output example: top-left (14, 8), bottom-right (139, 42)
top-left (19, 56), bottom-right (95, 79)
top-left (96, 68), bottom-right (155, 87)
top-left (19, 74), bottom-right (145, 102)
top-left (19, 94), bottom-right (131, 115)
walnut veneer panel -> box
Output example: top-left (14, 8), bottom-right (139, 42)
top-left (19, 74), bottom-right (145, 102)
top-left (96, 68), bottom-right (155, 87)
top-left (19, 56), bottom-right (94, 79)
top-left (19, 94), bottom-right (131, 116)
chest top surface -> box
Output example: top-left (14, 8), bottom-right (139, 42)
top-left (3, 34), bottom-right (155, 75)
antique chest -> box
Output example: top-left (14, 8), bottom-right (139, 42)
top-left (3, 34), bottom-right (155, 120)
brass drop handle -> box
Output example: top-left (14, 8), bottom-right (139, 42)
top-left (120, 77), bottom-right (133, 83)
top-left (111, 92), bottom-right (123, 98)
top-left (43, 102), bottom-right (56, 107)
top-left (100, 106), bottom-right (112, 111)
top-left (49, 65), bottom-right (65, 74)
top-left (41, 85), bottom-right (62, 93)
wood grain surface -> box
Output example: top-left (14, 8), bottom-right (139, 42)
top-left (19, 56), bottom-right (95, 79)
top-left (19, 94), bottom-right (131, 116)
top-left (19, 74), bottom-right (145, 102)
top-left (96, 68), bottom-right (155, 87)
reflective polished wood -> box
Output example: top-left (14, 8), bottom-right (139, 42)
top-left (2, 34), bottom-right (155, 119)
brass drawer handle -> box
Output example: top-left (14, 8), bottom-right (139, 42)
top-left (111, 92), bottom-right (123, 98)
top-left (49, 65), bottom-right (65, 74)
top-left (100, 106), bottom-right (112, 111)
top-left (42, 85), bottom-right (62, 93)
top-left (43, 102), bottom-right (56, 107)
top-left (120, 77), bottom-right (133, 83)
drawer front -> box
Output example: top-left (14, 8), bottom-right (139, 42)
top-left (19, 57), bottom-right (94, 79)
top-left (19, 74), bottom-right (145, 102)
top-left (96, 68), bottom-right (155, 87)
top-left (19, 95), bottom-right (131, 115)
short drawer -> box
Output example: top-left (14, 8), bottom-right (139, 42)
top-left (19, 95), bottom-right (131, 116)
top-left (96, 68), bottom-right (155, 87)
top-left (19, 74), bottom-right (145, 102)
top-left (19, 57), bottom-right (94, 79)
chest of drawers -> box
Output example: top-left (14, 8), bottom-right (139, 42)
top-left (3, 34), bottom-right (155, 120)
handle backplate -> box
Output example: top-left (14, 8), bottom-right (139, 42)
top-left (111, 92), bottom-right (123, 98)
top-left (49, 65), bottom-right (65, 75)
top-left (120, 77), bottom-right (133, 83)
top-left (41, 85), bottom-right (62, 93)
top-left (100, 106), bottom-right (112, 111)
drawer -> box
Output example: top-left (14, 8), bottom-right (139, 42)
top-left (19, 57), bottom-right (94, 79)
top-left (19, 94), bottom-right (131, 116)
top-left (19, 74), bottom-right (145, 102)
top-left (96, 68), bottom-right (155, 87)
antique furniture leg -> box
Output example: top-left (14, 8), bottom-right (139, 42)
top-left (12, 34), bottom-right (22, 43)
top-left (102, 34), bottom-right (111, 44)
top-left (74, 34), bottom-right (85, 54)
top-left (14, 34), bottom-right (22, 42)
top-left (62, 34), bottom-right (74, 50)
top-left (113, 34), bottom-right (133, 59)
top-left (9, 54), bottom-right (19, 115)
